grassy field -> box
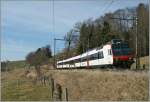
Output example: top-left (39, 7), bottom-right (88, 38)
top-left (1, 68), bottom-right (149, 101)
top-left (8, 60), bottom-right (26, 68)
top-left (1, 56), bottom-right (149, 101)
top-left (1, 60), bottom-right (26, 71)
top-left (1, 69), bottom-right (52, 101)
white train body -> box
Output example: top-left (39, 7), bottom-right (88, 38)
top-left (57, 39), bottom-right (134, 69)
top-left (57, 44), bottom-right (113, 68)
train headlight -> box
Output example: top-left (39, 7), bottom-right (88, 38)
top-left (129, 57), bottom-right (132, 60)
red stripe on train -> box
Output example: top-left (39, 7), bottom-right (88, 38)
top-left (113, 55), bottom-right (133, 61)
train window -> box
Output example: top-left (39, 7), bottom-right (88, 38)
top-left (63, 62), bottom-right (67, 64)
top-left (121, 43), bottom-right (129, 48)
top-left (74, 59), bottom-right (78, 63)
top-left (94, 53), bottom-right (97, 59)
top-left (102, 52), bottom-right (104, 58)
top-left (58, 63), bottom-right (62, 65)
top-left (89, 54), bottom-right (93, 60)
top-left (81, 57), bottom-right (87, 61)
top-left (98, 51), bottom-right (104, 59)
top-left (90, 53), bottom-right (98, 60)
top-left (69, 60), bottom-right (74, 64)
top-left (99, 52), bottom-right (101, 59)
top-left (108, 49), bottom-right (112, 55)
top-left (108, 50), bottom-right (109, 55)
top-left (112, 44), bottom-right (120, 49)
top-left (93, 53), bottom-right (98, 59)
top-left (79, 58), bottom-right (81, 62)
top-left (112, 43), bottom-right (129, 50)
top-left (110, 50), bottom-right (112, 55)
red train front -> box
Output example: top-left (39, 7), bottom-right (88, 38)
top-left (111, 39), bottom-right (134, 67)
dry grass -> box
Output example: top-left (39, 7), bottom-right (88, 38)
top-left (1, 66), bottom-right (149, 101)
top-left (46, 69), bottom-right (149, 101)
top-left (140, 56), bottom-right (149, 67)
top-left (131, 56), bottom-right (149, 69)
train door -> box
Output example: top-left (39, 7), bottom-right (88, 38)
top-left (97, 50), bottom-right (104, 65)
top-left (106, 49), bottom-right (113, 65)
top-left (103, 45), bottom-right (113, 65)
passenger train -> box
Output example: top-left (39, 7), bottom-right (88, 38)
top-left (57, 39), bottom-right (134, 69)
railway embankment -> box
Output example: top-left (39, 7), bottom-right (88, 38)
top-left (45, 69), bottom-right (148, 101)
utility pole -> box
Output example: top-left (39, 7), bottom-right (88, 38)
top-left (54, 38), bottom-right (56, 68)
top-left (6, 60), bottom-right (9, 73)
top-left (110, 16), bottom-right (140, 69)
top-left (135, 17), bottom-right (140, 69)
top-left (53, 33), bottom-right (76, 68)
top-left (53, 38), bottom-right (66, 68)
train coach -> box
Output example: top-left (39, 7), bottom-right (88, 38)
top-left (56, 39), bottom-right (134, 69)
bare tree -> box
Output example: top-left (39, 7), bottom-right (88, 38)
top-left (26, 45), bottom-right (52, 76)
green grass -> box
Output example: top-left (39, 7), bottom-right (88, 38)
top-left (8, 60), bottom-right (26, 69)
top-left (1, 60), bottom-right (26, 72)
top-left (1, 71), bottom-right (52, 101)
top-left (2, 80), bottom-right (52, 101)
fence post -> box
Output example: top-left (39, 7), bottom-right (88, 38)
top-left (53, 83), bottom-right (62, 101)
top-left (49, 77), bottom-right (54, 100)
top-left (64, 88), bottom-right (68, 101)
top-left (17, 79), bottom-right (20, 89)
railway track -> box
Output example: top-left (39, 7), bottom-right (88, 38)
top-left (50, 65), bottom-right (147, 72)
top-left (53, 67), bottom-right (130, 71)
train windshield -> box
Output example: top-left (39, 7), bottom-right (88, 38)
top-left (112, 43), bottom-right (132, 56)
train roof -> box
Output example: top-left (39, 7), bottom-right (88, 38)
top-left (57, 46), bottom-right (104, 64)
top-left (57, 39), bottom-right (123, 64)
top-left (57, 55), bottom-right (81, 64)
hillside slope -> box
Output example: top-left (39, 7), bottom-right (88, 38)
top-left (44, 69), bottom-right (148, 101)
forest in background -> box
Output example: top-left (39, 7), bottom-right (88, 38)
top-left (57, 3), bottom-right (149, 60)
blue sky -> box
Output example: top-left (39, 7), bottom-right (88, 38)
top-left (1, 0), bottom-right (148, 61)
